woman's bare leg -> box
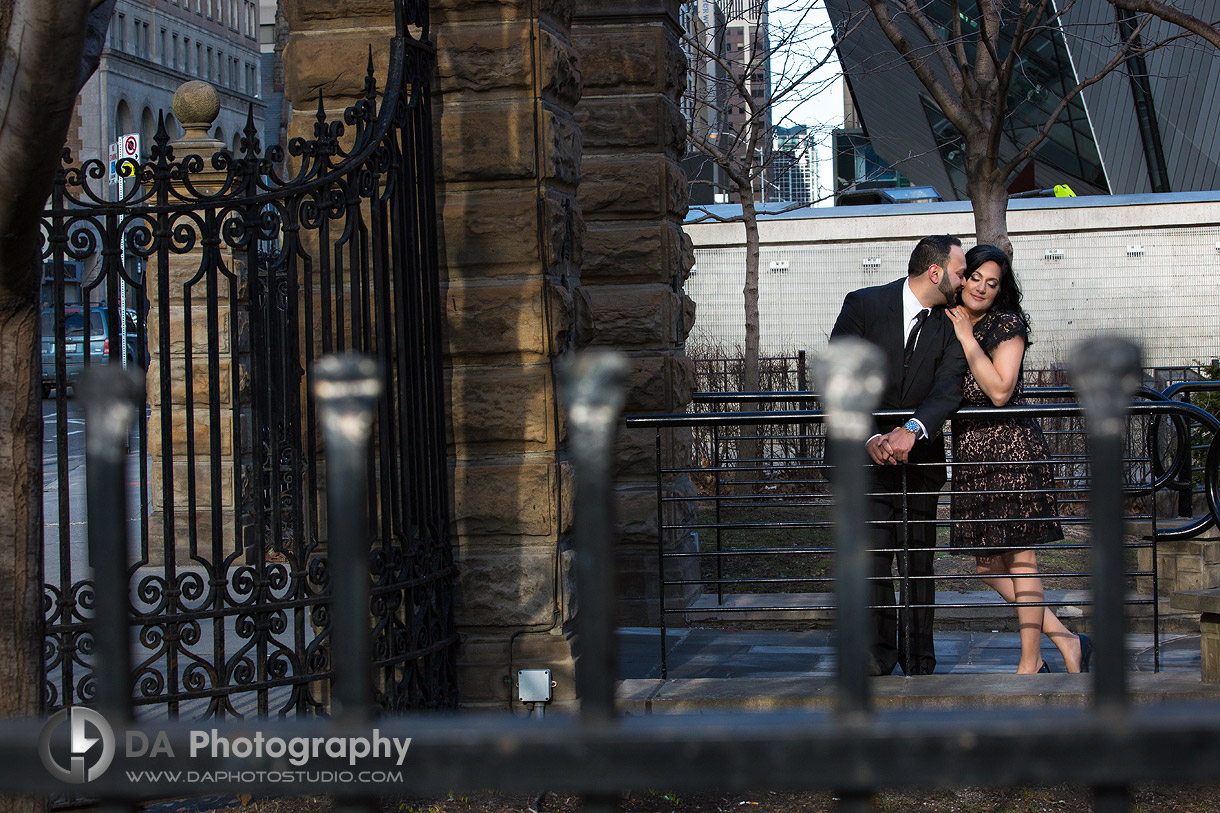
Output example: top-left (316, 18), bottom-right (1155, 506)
top-left (977, 550), bottom-right (1083, 672)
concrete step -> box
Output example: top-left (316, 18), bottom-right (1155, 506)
top-left (618, 627), bottom-right (1210, 709)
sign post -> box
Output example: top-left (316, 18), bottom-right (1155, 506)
top-left (111, 133), bottom-right (140, 368)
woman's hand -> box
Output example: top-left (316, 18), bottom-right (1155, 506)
top-left (945, 306), bottom-right (975, 346)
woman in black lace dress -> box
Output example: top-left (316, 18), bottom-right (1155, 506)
top-left (946, 245), bottom-right (1090, 674)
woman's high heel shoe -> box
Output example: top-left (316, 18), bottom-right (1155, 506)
top-left (1079, 634), bottom-right (1093, 673)
top-left (1038, 661), bottom-right (1050, 673)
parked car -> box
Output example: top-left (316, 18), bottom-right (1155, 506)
top-left (40, 306), bottom-right (145, 397)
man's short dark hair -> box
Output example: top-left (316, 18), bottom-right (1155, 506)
top-left (907, 234), bottom-right (962, 277)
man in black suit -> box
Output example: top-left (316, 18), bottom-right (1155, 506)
top-left (830, 234), bottom-right (968, 676)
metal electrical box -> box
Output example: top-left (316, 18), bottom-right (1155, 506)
top-left (517, 669), bottom-right (552, 703)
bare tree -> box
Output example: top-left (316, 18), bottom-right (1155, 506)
top-left (682, 0), bottom-right (849, 396)
top-left (0, 4), bottom-right (113, 805)
top-left (1108, 0), bottom-right (1220, 49)
top-left (842, 0), bottom-right (1175, 257)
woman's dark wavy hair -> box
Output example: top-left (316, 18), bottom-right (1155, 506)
top-left (963, 243), bottom-right (1032, 340)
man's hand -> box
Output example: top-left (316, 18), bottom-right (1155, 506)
top-left (883, 426), bottom-right (917, 462)
top-left (869, 427), bottom-right (916, 464)
top-left (866, 434), bottom-right (891, 465)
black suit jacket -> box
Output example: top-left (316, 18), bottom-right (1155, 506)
top-left (829, 278), bottom-right (967, 488)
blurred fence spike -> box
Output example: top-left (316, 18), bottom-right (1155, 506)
top-left (816, 338), bottom-right (885, 719)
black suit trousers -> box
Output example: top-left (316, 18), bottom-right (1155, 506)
top-left (867, 464), bottom-right (939, 676)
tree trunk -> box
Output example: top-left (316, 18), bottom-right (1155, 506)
top-left (735, 184), bottom-right (761, 492)
top-left (739, 186), bottom-right (761, 395)
top-left (965, 171), bottom-right (1013, 259)
top-left (0, 289), bottom-right (43, 813)
top-left (0, 4), bottom-right (100, 810)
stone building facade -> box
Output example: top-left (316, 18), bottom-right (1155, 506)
top-left (279, 0), bottom-right (697, 710)
top-left (70, 0), bottom-right (263, 165)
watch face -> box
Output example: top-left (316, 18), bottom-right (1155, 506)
top-left (904, 420), bottom-right (920, 433)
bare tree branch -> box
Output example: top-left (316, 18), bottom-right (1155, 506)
top-left (680, 3), bottom-right (846, 400)
top-left (998, 12), bottom-right (1158, 180)
top-left (1108, 0), bottom-right (1220, 50)
top-left (862, 0), bottom-right (973, 130)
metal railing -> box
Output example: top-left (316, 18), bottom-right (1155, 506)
top-left (693, 351), bottom-right (808, 396)
top-left (628, 377), bottom-right (1220, 678)
top-left (7, 342), bottom-right (1220, 812)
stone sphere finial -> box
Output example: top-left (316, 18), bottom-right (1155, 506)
top-left (173, 80), bottom-right (220, 131)
top-left (170, 80), bottom-right (224, 154)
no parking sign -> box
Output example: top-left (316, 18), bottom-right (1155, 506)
top-left (108, 133), bottom-right (140, 185)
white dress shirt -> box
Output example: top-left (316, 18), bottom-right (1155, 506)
top-left (902, 278), bottom-right (930, 348)
top-left (898, 279), bottom-right (929, 439)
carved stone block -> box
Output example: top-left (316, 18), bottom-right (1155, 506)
top-left (451, 459), bottom-right (558, 536)
top-left (447, 364), bottom-right (554, 449)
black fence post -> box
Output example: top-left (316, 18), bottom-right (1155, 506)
top-left (313, 353), bottom-right (382, 723)
top-left (314, 353), bottom-right (383, 813)
top-left (797, 349), bottom-right (809, 460)
top-left (816, 339), bottom-right (884, 715)
top-left (1071, 337), bottom-right (1142, 813)
top-left (1071, 338), bottom-right (1141, 708)
top-left (78, 366), bottom-right (145, 723)
top-left (560, 350), bottom-right (629, 813)
top-left (817, 339), bottom-right (885, 813)
top-left (79, 366), bottom-right (144, 813)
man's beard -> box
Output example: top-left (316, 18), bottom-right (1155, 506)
top-left (937, 274), bottom-right (958, 304)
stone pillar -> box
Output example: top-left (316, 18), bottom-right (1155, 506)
top-left (429, 0), bottom-right (584, 711)
top-left (146, 81), bottom-right (249, 564)
top-left (282, 0), bottom-right (582, 711)
top-left (572, 0), bottom-right (699, 625)
top-left (279, 0), bottom-right (694, 708)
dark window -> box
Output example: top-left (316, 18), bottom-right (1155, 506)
top-left (42, 310), bottom-right (105, 337)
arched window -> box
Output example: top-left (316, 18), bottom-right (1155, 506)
top-left (141, 107), bottom-right (156, 157)
top-left (115, 100), bottom-right (134, 141)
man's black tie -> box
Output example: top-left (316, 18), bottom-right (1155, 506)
top-left (904, 308), bottom-right (929, 368)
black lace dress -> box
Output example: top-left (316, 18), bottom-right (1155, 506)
top-left (950, 310), bottom-right (1062, 557)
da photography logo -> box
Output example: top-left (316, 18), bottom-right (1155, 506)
top-left (39, 707), bottom-right (116, 783)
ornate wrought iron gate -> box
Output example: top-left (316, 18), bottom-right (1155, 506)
top-left (40, 0), bottom-right (456, 718)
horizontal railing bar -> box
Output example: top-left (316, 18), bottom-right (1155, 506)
top-left (667, 572), bottom-right (1148, 584)
top-left (690, 386), bottom-right (1083, 404)
top-left (660, 546), bottom-right (1100, 558)
top-left (628, 399), bottom-right (1212, 428)
top-left (664, 599), bottom-right (1155, 611)
top-left (4, 707), bottom-right (1220, 796)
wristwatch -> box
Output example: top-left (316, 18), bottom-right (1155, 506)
top-left (902, 419), bottom-right (921, 436)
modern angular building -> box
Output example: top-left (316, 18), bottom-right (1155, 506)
top-left (823, 0), bottom-right (1220, 202)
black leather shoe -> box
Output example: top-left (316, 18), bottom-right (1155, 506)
top-left (1079, 634), bottom-right (1093, 673)
top-left (867, 655), bottom-right (893, 677)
